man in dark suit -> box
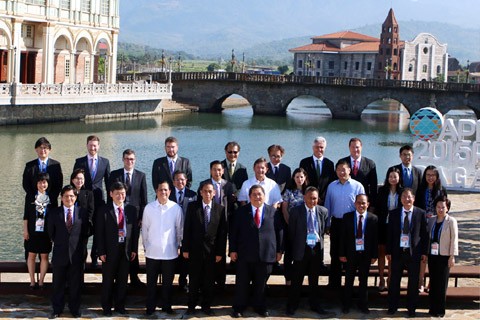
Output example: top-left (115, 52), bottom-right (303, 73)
top-left (299, 136), bottom-right (336, 204)
top-left (390, 145), bottom-right (422, 194)
top-left (286, 186), bottom-right (330, 316)
top-left (169, 170), bottom-right (197, 290)
top-left (183, 181), bottom-right (227, 316)
top-left (339, 138), bottom-right (378, 206)
top-left (73, 135), bottom-right (111, 266)
top-left (339, 194), bottom-right (378, 314)
top-left (199, 160), bottom-right (236, 290)
top-left (386, 188), bottom-right (428, 317)
top-left (96, 182), bottom-right (139, 316)
top-left (266, 144), bottom-right (291, 193)
top-left (108, 149), bottom-right (147, 286)
top-left (221, 141), bottom-right (248, 192)
top-left (229, 185), bottom-right (283, 318)
top-left (23, 137), bottom-right (63, 207)
top-left (151, 136), bottom-right (193, 191)
top-left (48, 185), bottom-right (89, 318)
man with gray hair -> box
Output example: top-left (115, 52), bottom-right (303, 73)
top-left (299, 136), bottom-right (336, 205)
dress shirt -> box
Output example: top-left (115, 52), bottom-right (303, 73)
top-left (175, 188), bottom-right (185, 203)
top-left (325, 178), bottom-right (365, 226)
top-left (350, 156), bottom-right (361, 170)
top-left (63, 205), bottom-right (75, 222)
top-left (237, 176), bottom-right (282, 205)
top-left (123, 169), bottom-right (133, 181)
top-left (142, 199), bottom-right (183, 260)
top-left (251, 204), bottom-right (264, 228)
top-left (113, 203), bottom-right (127, 234)
top-left (38, 158), bottom-right (49, 172)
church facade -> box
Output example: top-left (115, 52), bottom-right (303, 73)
top-left (0, 0), bottom-right (119, 84)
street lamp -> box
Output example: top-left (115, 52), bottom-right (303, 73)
top-left (177, 53), bottom-right (181, 72)
top-left (231, 49), bottom-right (236, 72)
top-left (466, 59), bottom-right (470, 83)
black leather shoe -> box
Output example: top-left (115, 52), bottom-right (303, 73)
top-left (342, 307), bottom-right (350, 314)
top-left (408, 310), bottom-right (416, 317)
top-left (359, 306), bottom-right (370, 314)
top-left (311, 306), bottom-right (328, 315)
top-left (231, 310), bottom-right (243, 318)
top-left (49, 313), bottom-right (60, 319)
top-left (387, 308), bottom-right (396, 315)
top-left (163, 307), bottom-right (175, 314)
top-left (103, 310), bottom-right (112, 316)
top-left (185, 308), bottom-right (196, 315)
top-left (71, 311), bottom-right (81, 318)
top-left (286, 308), bottom-right (295, 316)
top-left (115, 308), bottom-right (127, 315)
top-left (202, 308), bottom-right (215, 316)
top-left (255, 309), bottom-right (269, 317)
top-left (145, 309), bottom-right (155, 316)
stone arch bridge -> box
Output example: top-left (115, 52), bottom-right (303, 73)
top-left (159, 72), bottom-right (480, 119)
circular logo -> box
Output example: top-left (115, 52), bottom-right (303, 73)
top-left (409, 107), bottom-right (444, 141)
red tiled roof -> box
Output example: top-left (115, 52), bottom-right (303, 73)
top-left (289, 43), bottom-right (339, 53)
top-left (341, 41), bottom-right (380, 52)
top-left (290, 41), bottom-right (380, 53)
top-left (312, 30), bottom-right (379, 42)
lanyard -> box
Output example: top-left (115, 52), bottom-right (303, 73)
top-left (431, 219), bottom-right (445, 242)
top-left (307, 210), bottom-right (318, 234)
top-left (354, 213), bottom-right (367, 239)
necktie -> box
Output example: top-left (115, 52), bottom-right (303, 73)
top-left (229, 163), bottom-right (234, 177)
top-left (403, 211), bottom-right (410, 234)
top-left (90, 158), bottom-right (96, 179)
top-left (178, 190), bottom-right (184, 207)
top-left (404, 167), bottom-right (412, 187)
top-left (118, 207), bottom-right (124, 230)
top-left (353, 159), bottom-right (359, 176)
top-left (357, 214), bottom-right (363, 239)
top-left (215, 183), bottom-right (221, 204)
top-left (316, 159), bottom-right (321, 178)
top-left (204, 205), bottom-right (210, 231)
top-left (254, 207), bottom-right (261, 228)
top-left (41, 161), bottom-right (46, 173)
top-left (125, 172), bottom-right (131, 189)
top-left (170, 160), bottom-right (175, 176)
top-left (307, 209), bottom-right (315, 233)
top-left (66, 208), bottom-right (73, 233)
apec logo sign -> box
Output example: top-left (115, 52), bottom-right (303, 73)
top-left (410, 107), bottom-right (480, 190)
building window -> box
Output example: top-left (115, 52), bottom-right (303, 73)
top-left (21, 25), bottom-right (34, 38)
top-left (422, 64), bottom-right (428, 73)
top-left (386, 48), bottom-right (391, 55)
top-left (367, 62), bottom-right (372, 70)
top-left (387, 38), bottom-right (391, 44)
top-left (60, 0), bottom-right (71, 9)
top-left (388, 27), bottom-right (392, 32)
top-left (298, 60), bottom-right (303, 68)
top-left (379, 48), bottom-right (383, 55)
top-left (85, 60), bottom-right (91, 82)
top-left (394, 48), bottom-right (398, 55)
top-left (355, 62), bottom-right (360, 70)
top-left (81, 0), bottom-right (91, 12)
top-left (328, 72), bottom-right (334, 77)
top-left (298, 71), bottom-right (303, 76)
top-left (316, 60), bottom-right (321, 68)
top-left (65, 58), bottom-right (71, 78)
top-left (316, 72), bottom-right (320, 77)
top-left (408, 64), bottom-right (413, 72)
top-left (437, 65), bottom-right (441, 74)
top-left (393, 63), bottom-right (398, 71)
top-left (101, 0), bottom-right (110, 15)
top-left (328, 61), bottom-right (334, 69)
top-left (394, 38), bottom-right (397, 44)
top-left (26, 0), bottom-right (46, 5)
top-left (423, 47), bottom-right (428, 54)
top-left (344, 61), bottom-right (348, 70)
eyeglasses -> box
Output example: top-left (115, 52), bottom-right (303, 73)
top-left (227, 151), bottom-right (238, 154)
top-left (269, 154), bottom-right (281, 158)
top-left (124, 158), bottom-right (135, 161)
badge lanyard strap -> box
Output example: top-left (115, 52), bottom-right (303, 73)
top-left (430, 219), bottom-right (445, 244)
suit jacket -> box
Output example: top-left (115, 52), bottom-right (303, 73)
top-left (221, 159), bottom-right (248, 191)
top-left (229, 204), bottom-right (283, 263)
top-left (182, 201), bottom-right (227, 259)
top-left (266, 162), bottom-right (291, 193)
top-left (73, 155), bottom-right (110, 206)
top-left (386, 206), bottom-right (428, 260)
top-left (299, 156), bottom-right (336, 204)
top-left (151, 156), bottom-right (192, 190)
top-left (48, 206), bottom-right (89, 266)
top-left (414, 186), bottom-right (447, 213)
top-left (427, 214), bottom-right (458, 257)
top-left (339, 211), bottom-right (378, 260)
top-left (108, 168), bottom-right (148, 220)
top-left (392, 164), bottom-right (422, 194)
top-left (169, 187), bottom-right (197, 219)
top-left (288, 204), bottom-right (328, 261)
top-left (75, 189), bottom-right (95, 235)
top-left (198, 178), bottom-right (236, 221)
top-left (95, 203), bottom-right (139, 261)
top-left (23, 158), bottom-right (63, 207)
top-left (340, 156), bottom-right (378, 204)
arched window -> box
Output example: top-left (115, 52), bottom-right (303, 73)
top-left (393, 63), bottom-right (398, 71)
top-left (422, 64), bottom-right (428, 73)
top-left (394, 48), bottom-right (398, 55)
top-left (408, 64), bottom-right (413, 72)
top-left (437, 65), bottom-right (441, 74)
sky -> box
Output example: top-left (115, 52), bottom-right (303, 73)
top-left (119, 0), bottom-right (480, 54)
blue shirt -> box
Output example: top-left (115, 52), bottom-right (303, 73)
top-left (325, 178), bottom-right (364, 227)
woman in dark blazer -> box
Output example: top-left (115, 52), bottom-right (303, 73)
top-left (427, 196), bottom-right (458, 317)
top-left (23, 172), bottom-right (52, 289)
top-left (375, 167), bottom-right (403, 291)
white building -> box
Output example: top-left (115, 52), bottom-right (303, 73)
top-left (0, 0), bottom-right (119, 84)
top-left (401, 33), bottom-right (448, 82)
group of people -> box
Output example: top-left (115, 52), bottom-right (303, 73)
top-left (22, 135), bottom-right (459, 318)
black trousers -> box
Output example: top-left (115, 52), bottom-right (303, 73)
top-left (287, 243), bottom-right (323, 311)
top-left (129, 229), bottom-right (141, 282)
top-left (51, 262), bottom-right (83, 314)
top-left (428, 255), bottom-right (450, 316)
top-left (146, 258), bottom-right (176, 312)
top-left (329, 217), bottom-right (344, 288)
top-left (101, 244), bottom-right (130, 312)
top-left (342, 251), bottom-right (371, 308)
top-left (188, 255), bottom-right (216, 309)
top-left (388, 250), bottom-right (421, 312)
top-left (233, 260), bottom-right (272, 312)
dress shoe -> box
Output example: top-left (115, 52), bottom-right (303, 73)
top-left (71, 311), bottom-right (81, 318)
top-left (255, 309), bottom-right (269, 317)
top-left (359, 306), bottom-right (370, 314)
top-left (145, 309), bottom-right (155, 316)
top-left (286, 308), bottom-right (295, 316)
top-left (429, 311), bottom-right (438, 317)
top-left (311, 306), bottom-right (328, 315)
top-left (342, 306), bottom-right (350, 314)
top-left (115, 308), bottom-right (127, 315)
top-left (130, 279), bottom-right (146, 287)
top-left (202, 307), bottom-right (215, 316)
top-left (231, 310), bottom-right (243, 318)
top-left (163, 307), bottom-right (174, 314)
top-left (49, 313), bottom-right (60, 319)
top-left (408, 310), bottom-right (416, 317)
top-left (103, 310), bottom-right (112, 316)
top-left (387, 308), bottom-right (396, 315)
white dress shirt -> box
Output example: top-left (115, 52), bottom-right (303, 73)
top-left (237, 177), bottom-right (282, 205)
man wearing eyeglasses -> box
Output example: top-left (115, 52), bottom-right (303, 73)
top-left (266, 144), bottom-right (291, 193)
top-left (221, 141), bottom-right (248, 191)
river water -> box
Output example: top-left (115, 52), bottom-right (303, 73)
top-left (0, 97), bottom-right (474, 260)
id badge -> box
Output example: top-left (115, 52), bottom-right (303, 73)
top-left (118, 230), bottom-right (125, 243)
top-left (35, 218), bottom-right (44, 232)
top-left (400, 234), bottom-right (410, 248)
top-left (430, 242), bottom-right (439, 255)
top-left (355, 238), bottom-right (364, 251)
top-left (306, 233), bottom-right (317, 246)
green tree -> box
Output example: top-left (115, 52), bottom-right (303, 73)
top-left (207, 63), bottom-right (221, 72)
top-left (278, 65), bottom-right (289, 74)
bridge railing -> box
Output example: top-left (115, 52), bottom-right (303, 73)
top-left (165, 72), bottom-right (480, 93)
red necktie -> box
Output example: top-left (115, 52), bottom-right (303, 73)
top-left (353, 159), bottom-right (359, 176)
top-left (357, 214), bottom-right (363, 239)
top-left (66, 209), bottom-right (73, 233)
top-left (118, 207), bottom-right (124, 229)
top-left (254, 207), bottom-right (261, 228)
